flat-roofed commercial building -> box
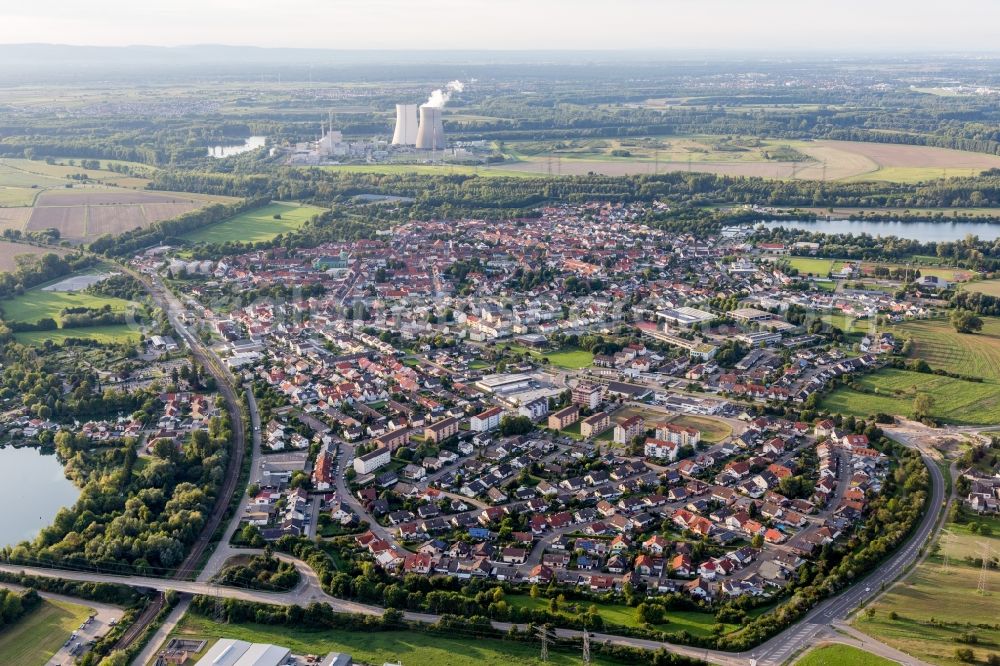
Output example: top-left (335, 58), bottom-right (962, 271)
top-left (657, 306), bottom-right (716, 328)
top-left (195, 639), bottom-right (291, 666)
top-left (728, 307), bottom-right (774, 324)
top-left (475, 373), bottom-right (534, 395)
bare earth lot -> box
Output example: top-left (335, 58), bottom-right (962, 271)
top-left (0, 241), bottom-right (68, 272)
top-left (26, 205), bottom-right (88, 237)
top-left (33, 190), bottom-right (197, 206)
top-left (0, 207), bottom-right (33, 233)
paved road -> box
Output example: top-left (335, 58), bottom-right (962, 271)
top-left (8, 246), bottom-right (947, 665)
top-left (130, 596), bottom-right (191, 666)
top-left (744, 432), bottom-right (946, 665)
top-left (0, 432), bottom-right (942, 666)
top-left (335, 439), bottom-right (394, 544)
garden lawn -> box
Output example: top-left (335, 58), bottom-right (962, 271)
top-left (821, 312), bottom-right (873, 334)
top-left (172, 611), bottom-right (617, 666)
top-left (795, 644), bottom-right (895, 666)
top-left (542, 348), bottom-right (594, 369)
top-left (560, 421), bottom-right (583, 441)
top-left (820, 368), bottom-right (1000, 425)
top-left (180, 202), bottom-right (326, 244)
top-left (0, 598), bottom-right (93, 665)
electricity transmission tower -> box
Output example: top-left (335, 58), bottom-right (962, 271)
top-left (213, 583), bottom-right (226, 623)
top-left (582, 630), bottom-right (591, 666)
top-left (976, 541), bottom-right (993, 595)
top-left (535, 626), bottom-right (555, 662)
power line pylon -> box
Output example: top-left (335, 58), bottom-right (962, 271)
top-left (582, 629), bottom-right (591, 666)
top-left (976, 541), bottom-right (992, 595)
top-left (213, 583), bottom-right (226, 623)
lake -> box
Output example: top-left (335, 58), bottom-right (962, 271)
top-left (0, 447), bottom-right (79, 547)
top-left (207, 135), bottom-right (266, 159)
top-left (759, 219), bottom-right (1000, 242)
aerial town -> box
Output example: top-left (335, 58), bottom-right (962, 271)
top-left (122, 202), bottom-right (917, 604)
top-left (2, 24), bottom-right (1000, 666)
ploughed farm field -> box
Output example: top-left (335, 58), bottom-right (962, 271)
top-left (498, 137), bottom-right (1000, 182)
top-left (308, 137), bottom-right (1000, 183)
top-left (0, 240), bottom-right (68, 273)
top-left (0, 157), bottom-right (238, 244)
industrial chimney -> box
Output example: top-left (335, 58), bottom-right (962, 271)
top-left (415, 106), bottom-right (446, 151)
top-left (391, 104), bottom-right (418, 146)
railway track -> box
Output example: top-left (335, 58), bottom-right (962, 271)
top-left (111, 590), bottom-right (165, 652)
top-left (126, 268), bottom-right (248, 581)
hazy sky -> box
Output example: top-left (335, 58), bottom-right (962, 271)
top-left (1, 0), bottom-right (998, 51)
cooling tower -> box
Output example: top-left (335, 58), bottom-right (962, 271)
top-left (415, 106), bottom-right (446, 150)
top-left (391, 104), bottom-right (418, 146)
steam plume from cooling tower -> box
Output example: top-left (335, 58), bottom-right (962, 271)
top-left (424, 80), bottom-right (464, 108)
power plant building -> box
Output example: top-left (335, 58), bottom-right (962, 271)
top-left (391, 104), bottom-right (419, 146)
top-left (415, 105), bottom-right (446, 150)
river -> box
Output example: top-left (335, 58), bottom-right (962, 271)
top-left (0, 447), bottom-right (79, 547)
top-left (759, 219), bottom-right (1000, 242)
top-left (207, 135), bottom-right (266, 159)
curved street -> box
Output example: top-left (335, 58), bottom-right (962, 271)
top-left (0, 427), bottom-right (946, 666)
top-left (6, 247), bottom-right (949, 666)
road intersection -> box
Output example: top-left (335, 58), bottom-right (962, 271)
top-left (7, 250), bottom-right (948, 666)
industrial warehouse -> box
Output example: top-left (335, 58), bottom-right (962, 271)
top-left (192, 638), bottom-right (352, 666)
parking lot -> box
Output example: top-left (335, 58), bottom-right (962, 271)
top-left (44, 595), bottom-right (120, 666)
